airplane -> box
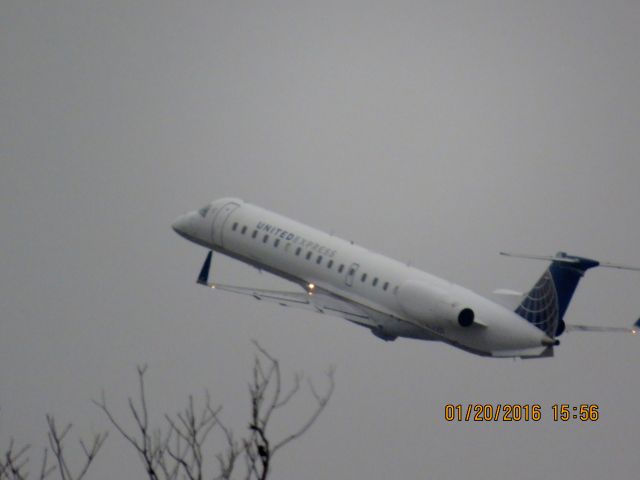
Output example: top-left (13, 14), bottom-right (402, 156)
top-left (172, 197), bottom-right (639, 358)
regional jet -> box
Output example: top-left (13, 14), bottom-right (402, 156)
top-left (172, 198), bottom-right (639, 358)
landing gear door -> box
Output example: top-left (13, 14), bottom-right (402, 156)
top-left (345, 263), bottom-right (359, 287)
top-left (211, 201), bottom-right (240, 248)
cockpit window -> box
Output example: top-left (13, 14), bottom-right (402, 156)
top-left (198, 205), bottom-right (211, 217)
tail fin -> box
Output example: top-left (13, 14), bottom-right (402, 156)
top-left (500, 252), bottom-right (640, 337)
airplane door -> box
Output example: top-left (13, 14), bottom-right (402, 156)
top-left (345, 263), bottom-right (359, 287)
top-left (211, 201), bottom-right (240, 248)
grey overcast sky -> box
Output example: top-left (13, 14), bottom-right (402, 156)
top-left (1, 1), bottom-right (639, 478)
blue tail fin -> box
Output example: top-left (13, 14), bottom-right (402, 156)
top-left (513, 252), bottom-right (599, 337)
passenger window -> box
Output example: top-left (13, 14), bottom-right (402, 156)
top-left (383, 281), bottom-right (389, 291)
top-left (241, 226), bottom-right (247, 234)
top-left (232, 222), bottom-right (238, 231)
top-left (274, 239), bottom-right (280, 247)
top-left (263, 234), bottom-right (269, 243)
top-left (361, 273), bottom-right (367, 282)
top-left (327, 260), bottom-right (333, 269)
top-left (372, 277), bottom-right (378, 286)
top-left (316, 255), bottom-right (323, 264)
top-left (338, 264), bottom-right (345, 273)
top-left (252, 230), bottom-right (258, 239)
top-left (306, 251), bottom-right (312, 260)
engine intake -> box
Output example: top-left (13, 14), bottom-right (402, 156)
top-left (458, 308), bottom-right (475, 327)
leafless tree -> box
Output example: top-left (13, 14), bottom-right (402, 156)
top-left (0, 414), bottom-right (107, 480)
top-left (94, 341), bottom-right (334, 480)
top-left (243, 341), bottom-right (334, 480)
top-left (2, 343), bottom-right (333, 479)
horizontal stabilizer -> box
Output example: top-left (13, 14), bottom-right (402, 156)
top-left (598, 261), bottom-right (640, 271)
top-left (491, 289), bottom-right (524, 310)
top-left (500, 252), bottom-right (579, 264)
top-left (500, 251), bottom-right (640, 271)
top-left (501, 251), bottom-right (640, 338)
top-left (493, 288), bottom-right (523, 296)
top-left (566, 321), bottom-right (639, 335)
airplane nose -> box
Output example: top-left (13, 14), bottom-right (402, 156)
top-left (172, 213), bottom-right (192, 237)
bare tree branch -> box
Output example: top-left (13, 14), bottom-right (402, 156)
top-left (3, 343), bottom-right (334, 480)
top-left (38, 448), bottom-right (56, 480)
top-left (273, 367), bottom-right (334, 454)
top-left (212, 416), bottom-right (241, 480)
top-left (243, 341), bottom-right (336, 480)
top-left (93, 366), bottom-right (161, 480)
top-left (1, 439), bottom-right (31, 480)
top-left (45, 414), bottom-right (107, 480)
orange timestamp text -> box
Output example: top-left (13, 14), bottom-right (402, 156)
top-left (444, 404), bottom-right (600, 422)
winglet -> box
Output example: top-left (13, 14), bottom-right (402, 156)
top-left (197, 251), bottom-right (212, 285)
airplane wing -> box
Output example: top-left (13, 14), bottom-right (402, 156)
top-left (208, 282), bottom-right (373, 323)
top-left (196, 251), bottom-right (373, 325)
top-left (208, 283), bottom-right (312, 307)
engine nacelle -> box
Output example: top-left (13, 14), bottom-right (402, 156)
top-left (457, 308), bottom-right (475, 327)
top-left (397, 280), bottom-right (476, 328)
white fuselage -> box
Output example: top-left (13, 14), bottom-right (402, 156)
top-left (173, 198), bottom-right (551, 357)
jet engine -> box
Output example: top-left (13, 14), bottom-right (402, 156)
top-left (397, 280), bottom-right (476, 328)
top-left (457, 308), bottom-right (475, 327)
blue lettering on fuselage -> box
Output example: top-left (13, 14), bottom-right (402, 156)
top-left (255, 221), bottom-right (336, 257)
